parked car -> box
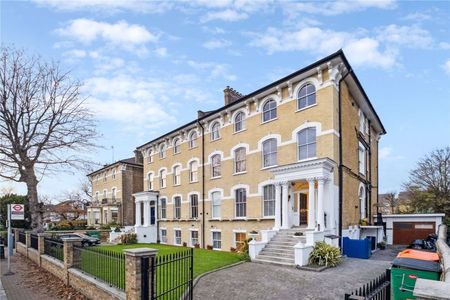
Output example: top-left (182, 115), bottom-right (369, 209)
top-left (58, 233), bottom-right (100, 247)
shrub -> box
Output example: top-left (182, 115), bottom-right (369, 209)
top-left (206, 245), bottom-right (213, 250)
top-left (120, 233), bottom-right (137, 245)
top-left (308, 242), bottom-right (341, 267)
top-left (194, 243), bottom-right (200, 248)
top-left (182, 242), bottom-right (187, 247)
top-left (230, 247), bottom-right (237, 252)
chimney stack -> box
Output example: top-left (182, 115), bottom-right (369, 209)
top-left (224, 86), bottom-right (243, 105)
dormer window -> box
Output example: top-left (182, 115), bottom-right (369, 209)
top-left (297, 83), bottom-right (316, 110)
top-left (210, 122), bottom-right (220, 141)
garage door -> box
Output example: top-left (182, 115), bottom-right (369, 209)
top-left (393, 222), bottom-right (435, 245)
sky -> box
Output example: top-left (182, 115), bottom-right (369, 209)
top-left (0, 0), bottom-right (449, 200)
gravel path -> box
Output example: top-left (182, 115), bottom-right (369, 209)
top-left (194, 247), bottom-right (403, 300)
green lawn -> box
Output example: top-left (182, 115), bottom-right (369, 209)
top-left (75, 243), bottom-right (244, 296)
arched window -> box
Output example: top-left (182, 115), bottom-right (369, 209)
top-left (159, 169), bottom-right (166, 188)
top-left (297, 83), bottom-right (316, 109)
top-left (359, 186), bottom-right (366, 220)
top-left (159, 144), bottom-right (167, 159)
top-left (189, 131), bottom-right (197, 148)
top-left (173, 138), bottom-right (180, 154)
top-left (210, 122), bottom-right (220, 141)
top-left (263, 185), bottom-right (275, 217)
top-left (189, 161), bottom-right (198, 182)
top-left (173, 165), bottom-right (181, 185)
top-left (262, 99), bottom-right (277, 122)
top-left (95, 191), bottom-right (99, 201)
top-left (262, 138), bottom-right (277, 167)
top-left (147, 173), bottom-right (154, 190)
top-left (234, 147), bottom-right (246, 173)
top-left (211, 191), bottom-right (221, 219)
top-left (297, 127), bottom-right (316, 160)
top-left (234, 112), bottom-right (245, 132)
top-left (148, 149), bottom-right (154, 163)
top-left (111, 187), bottom-right (116, 201)
top-left (112, 169), bottom-right (116, 179)
top-left (235, 188), bottom-right (247, 218)
top-left (211, 154), bottom-right (221, 177)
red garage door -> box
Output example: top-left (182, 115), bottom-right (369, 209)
top-left (393, 222), bottom-right (435, 245)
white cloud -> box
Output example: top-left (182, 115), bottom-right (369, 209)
top-left (248, 26), bottom-right (397, 69)
top-left (444, 59), bottom-right (450, 75)
top-left (439, 42), bottom-right (450, 50)
top-left (154, 47), bottom-right (168, 58)
top-left (186, 60), bottom-right (237, 81)
top-left (201, 9), bottom-right (248, 23)
top-left (56, 19), bottom-right (158, 46)
top-left (33, 0), bottom-right (171, 14)
top-left (379, 147), bottom-right (392, 159)
top-left (202, 39), bottom-right (232, 49)
top-left (63, 49), bottom-right (87, 58)
top-left (283, 0), bottom-right (395, 17)
top-left (402, 12), bottom-right (431, 21)
top-left (377, 24), bottom-right (433, 48)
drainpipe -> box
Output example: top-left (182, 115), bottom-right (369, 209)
top-left (197, 120), bottom-right (206, 249)
top-left (367, 120), bottom-right (372, 224)
top-left (156, 193), bottom-right (160, 243)
top-left (338, 68), bottom-right (353, 247)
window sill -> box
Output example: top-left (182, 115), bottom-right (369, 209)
top-left (189, 146), bottom-right (198, 150)
top-left (159, 156), bottom-right (166, 160)
top-left (260, 164), bottom-right (278, 171)
top-left (173, 152), bottom-right (180, 156)
top-left (295, 103), bottom-right (317, 113)
top-left (261, 216), bottom-right (275, 220)
top-left (210, 137), bottom-right (221, 142)
top-left (210, 176), bottom-right (222, 180)
top-left (298, 157), bottom-right (317, 163)
top-left (261, 117), bottom-right (278, 125)
top-left (233, 171), bottom-right (247, 176)
top-left (233, 129), bottom-right (246, 135)
top-left (189, 181), bottom-right (199, 184)
top-left (173, 183), bottom-right (181, 187)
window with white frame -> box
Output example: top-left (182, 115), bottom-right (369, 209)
top-left (112, 169), bottom-right (116, 179)
top-left (159, 144), bottom-right (167, 159)
top-left (147, 173), bottom-right (153, 190)
top-left (211, 154), bottom-right (221, 177)
top-left (189, 161), bottom-right (198, 182)
top-left (235, 188), bottom-right (247, 218)
top-left (191, 230), bottom-right (199, 247)
top-left (174, 196), bottom-right (181, 219)
top-left (173, 165), bottom-right (181, 185)
top-left (174, 230), bottom-right (182, 245)
top-left (103, 172), bottom-right (107, 182)
top-left (103, 189), bottom-right (107, 199)
top-left (159, 169), bottom-right (166, 188)
top-left (298, 127), bottom-right (316, 160)
top-left (358, 141), bottom-right (366, 175)
top-left (263, 184), bottom-right (275, 217)
top-left (212, 231), bottom-right (221, 249)
top-left (111, 188), bottom-right (116, 201)
top-left (262, 138), bottom-right (277, 167)
top-left (95, 191), bottom-right (99, 201)
top-left (160, 229), bottom-right (167, 243)
top-left (190, 194), bottom-right (198, 219)
top-left (148, 149), bottom-right (154, 163)
top-left (210, 122), bottom-right (220, 141)
top-left (173, 138), bottom-right (180, 154)
top-left (211, 191), bottom-right (221, 219)
top-left (160, 198), bottom-right (167, 219)
top-left (297, 83), bottom-right (316, 110)
top-left (234, 147), bottom-right (246, 173)
top-left (234, 112), bottom-right (245, 132)
top-left (262, 99), bottom-right (277, 122)
top-left (189, 131), bottom-right (197, 148)
top-left (359, 110), bottom-right (366, 134)
top-left (359, 186), bottom-right (366, 219)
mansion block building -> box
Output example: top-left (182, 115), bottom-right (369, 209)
top-left (87, 50), bottom-right (385, 254)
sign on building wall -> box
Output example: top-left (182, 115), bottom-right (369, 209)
top-left (11, 204), bottom-right (25, 220)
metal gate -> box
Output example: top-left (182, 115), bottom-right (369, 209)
top-left (345, 269), bottom-right (391, 300)
top-left (142, 248), bottom-right (194, 300)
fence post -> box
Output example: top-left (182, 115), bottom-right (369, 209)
top-left (37, 233), bottom-right (45, 266)
top-left (62, 237), bottom-right (82, 285)
top-left (14, 229), bottom-right (19, 249)
top-left (124, 248), bottom-right (158, 300)
top-left (25, 232), bottom-right (31, 258)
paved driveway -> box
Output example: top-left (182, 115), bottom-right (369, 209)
top-left (194, 247), bottom-right (402, 300)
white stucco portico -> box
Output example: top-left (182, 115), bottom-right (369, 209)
top-left (270, 158), bottom-right (337, 233)
top-left (134, 191), bottom-right (159, 243)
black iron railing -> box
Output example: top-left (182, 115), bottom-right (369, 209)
top-left (72, 246), bottom-right (125, 290)
top-left (345, 269), bottom-right (391, 300)
top-left (44, 237), bottom-right (64, 261)
top-left (18, 231), bottom-right (26, 244)
top-left (30, 234), bottom-right (38, 250)
top-left (144, 248), bottom-right (194, 300)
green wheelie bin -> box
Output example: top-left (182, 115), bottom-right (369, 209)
top-left (390, 257), bottom-right (441, 300)
top-left (86, 231), bottom-right (100, 239)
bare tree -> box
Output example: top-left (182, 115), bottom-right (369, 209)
top-left (0, 47), bottom-right (98, 231)
top-left (404, 147), bottom-right (450, 218)
top-left (384, 192), bottom-right (398, 214)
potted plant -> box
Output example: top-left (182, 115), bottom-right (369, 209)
top-left (206, 244), bottom-right (213, 250)
top-left (359, 218), bottom-right (369, 226)
top-left (182, 242), bottom-right (187, 247)
top-left (230, 247), bottom-right (237, 252)
top-left (194, 243), bottom-right (200, 248)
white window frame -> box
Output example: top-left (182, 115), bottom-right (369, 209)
top-left (112, 169), bottom-right (116, 179)
top-left (147, 173), bottom-right (154, 190)
top-left (235, 188), bottom-right (247, 218)
top-left (234, 111), bottom-right (245, 132)
top-left (160, 228), bottom-right (167, 244)
top-left (263, 184), bottom-right (275, 217)
top-left (262, 99), bottom-right (277, 122)
top-left (297, 127), bottom-right (316, 161)
top-left (173, 165), bottom-right (181, 185)
top-left (211, 191), bottom-right (221, 219)
top-left (159, 144), bottom-right (167, 159)
top-left (358, 141), bottom-right (366, 175)
top-left (148, 149), bottom-right (154, 163)
top-left (174, 196), bottom-right (181, 219)
top-left (189, 131), bottom-right (197, 148)
top-left (159, 169), bottom-right (167, 188)
top-left (189, 160), bottom-right (198, 182)
top-left (297, 83), bottom-right (316, 110)
top-left (160, 198), bottom-right (167, 219)
top-left (174, 229), bottom-right (182, 245)
top-left (262, 138), bottom-right (277, 167)
top-left (211, 154), bottom-right (221, 178)
top-left (190, 230), bottom-right (199, 247)
top-left (234, 147), bottom-right (246, 173)
top-left (190, 194), bottom-right (199, 219)
top-left (212, 231), bottom-right (222, 250)
top-left (210, 122), bottom-right (220, 141)
top-left (173, 138), bottom-right (180, 154)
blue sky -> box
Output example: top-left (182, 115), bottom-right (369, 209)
top-left (1, 0), bottom-right (449, 200)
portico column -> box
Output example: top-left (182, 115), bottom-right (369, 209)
top-left (143, 200), bottom-right (150, 227)
top-left (327, 180), bottom-right (335, 231)
top-left (317, 178), bottom-right (325, 232)
top-left (135, 200), bottom-right (142, 226)
top-left (274, 183), bottom-right (282, 230)
top-left (307, 178), bottom-right (316, 230)
top-left (281, 182), bottom-right (289, 229)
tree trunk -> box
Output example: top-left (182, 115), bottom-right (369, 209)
top-left (25, 169), bottom-right (43, 232)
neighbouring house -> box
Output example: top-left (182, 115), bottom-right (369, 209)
top-left (43, 200), bottom-right (87, 228)
top-left (378, 191), bottom-right (412, 214)
top-left (86, 156), bottom-right (143, 227)
top-left (126, 49), bottom-right (386, 262)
